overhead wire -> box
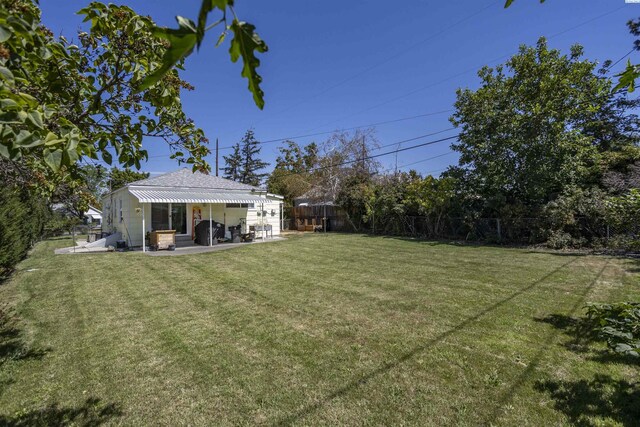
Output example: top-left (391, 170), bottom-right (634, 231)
top-left (241, 1), bottom-right (501, 130)
top-left (146, 5), bottom-right (628, 169)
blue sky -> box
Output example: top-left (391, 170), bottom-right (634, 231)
top-left (40, 0), bottom-right (639, 177)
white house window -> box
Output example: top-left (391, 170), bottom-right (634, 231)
top-left (151, 203), bottom-right (186, 234)
top-left (225, 203), bottom-right (254, 208)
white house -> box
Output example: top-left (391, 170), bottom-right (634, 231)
top-left (84, 206), bottom-right (102, 227)
top-left (101, 169), bottom-right (283, 251)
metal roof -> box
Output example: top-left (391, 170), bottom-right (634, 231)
top-left (129, 188), bottom-right (275, 204)
top-left (129, 168), bottom-right (259, 191)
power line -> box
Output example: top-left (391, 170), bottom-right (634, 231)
top-left (148, 115), bottom-right (456, 158)
top-left (275, 134), bottom-right (459, 179)
top-left (242, 1), bottom-right (500, 130)
top-left (374, 127), bottom-right (456, 151)
top-left (608, 48), bottom-right (635, 70)
top-left (301, 5), bottom-right (627, 133)
top-left (396, 151), bottom-right (456, 170)
top-left (148, 6), bottom-right (625, 163)
top-left (218, 109), bottom-right (453, 150)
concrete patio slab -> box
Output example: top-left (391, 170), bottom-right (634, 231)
top-left (54, 237), bottom-right (286, 256)
top-left (144, 237), bottom-right (285, 256)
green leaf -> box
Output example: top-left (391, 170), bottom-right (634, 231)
top-left (0, 142), bottom-right (9, 159)
top-left (138, 21), bottom-right (198, 90)
top-left (102, 150), bottom-right (113, 165)
top-left (216, 31), bottom-right (227, 47)
top-left (0, 66), bottom-right (14, 83)
top-left (176, 16), bottom-right (197, 33)
top-left (43, 105), bottom-right (56, 120)
top-left (613, 60), bottom-right (640, 93)
top-left (0, 25), bottom-right (11, 42)
top-left (44, 132), bottom-right (64, 147)
top-left (17, 92), bottom-right (38, 108)
top-left (64, 147), bottom-right (79, 165)
top-left (505, 0), bottom-right (545, 7)
top-left (26, 111), bottom-right (44, 129)
top-left (14, 130), bottom-right (42, 148)
top-left (197, 0), bottom-right (232, 46)
top-left (229, 20), bottom-right (268, 109)
top-left (0, 98), bottom-right (20, 110)
top-left (43, 148), bottom-right (63, 171)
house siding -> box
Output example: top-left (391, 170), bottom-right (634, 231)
top-left (102, 190), bottom-right (282, 247)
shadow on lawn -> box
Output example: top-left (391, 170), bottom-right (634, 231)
top-left (0, 397), bottom-right (123, 426)
top-left (275, 257), bottom-right (580, 426)
top-left (514, 264), bottom-right (640, 426)
top-left (535, 375), bottom-right (640, 427)
top-left (533, 313), bottom-right (599, 354)
top-left (0, 306), bottom-right (50, 369)
top-left (0, 306), bottom-right (50, 398)
top-left (535, 312), bottom-right (639, 365)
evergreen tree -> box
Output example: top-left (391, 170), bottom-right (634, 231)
top-left (239, 130), bottom-right (269, 186)
top-left (223, 143), bottom-right (243, 182)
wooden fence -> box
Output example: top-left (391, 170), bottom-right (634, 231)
top-left (284, 206), bottom-right (351, 232)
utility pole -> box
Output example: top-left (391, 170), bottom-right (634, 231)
top-left (215, 138), bottom-right (219, 177)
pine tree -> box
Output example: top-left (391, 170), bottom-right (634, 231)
top-left (223, 143), bottom-right (242, 181)
top-left (239, 130), bottom-right (269, 186)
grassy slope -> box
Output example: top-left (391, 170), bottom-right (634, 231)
top-left (0, 234), bottom-right (638, 426)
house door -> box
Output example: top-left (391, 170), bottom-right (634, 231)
top-left (171, 203), bottom-right (187, 235)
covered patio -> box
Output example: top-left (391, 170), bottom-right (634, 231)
top-left (130, 187), bottom-right (282, 253)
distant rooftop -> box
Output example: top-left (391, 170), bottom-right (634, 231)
top-left (128, 169), bottom-right (260, 191)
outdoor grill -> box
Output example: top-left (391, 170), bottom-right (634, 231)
top-left (194, 221), bottom-right (225, 245)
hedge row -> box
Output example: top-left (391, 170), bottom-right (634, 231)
top-left (0, 186), bottom-right (49, 278)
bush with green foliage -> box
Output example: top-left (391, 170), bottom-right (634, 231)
top-left (0, 186), bottom-right (49, 277)
top-left (43, 212), bottom-right (81, 237)
top-left (605, 189), bottom-right (640, 251)
top-left (586, 302), bottom-right (640, 358)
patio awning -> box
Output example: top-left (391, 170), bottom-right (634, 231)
top-left (129, 188), bottom-right (274, 204)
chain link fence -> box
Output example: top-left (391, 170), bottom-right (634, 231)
top-left (286, 206), bottom-right (639, 250)
top-left (365, 216), bottom-right (639, 250)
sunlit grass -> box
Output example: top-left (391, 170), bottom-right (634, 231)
top-left (0, 234), bottom-right (638, 425)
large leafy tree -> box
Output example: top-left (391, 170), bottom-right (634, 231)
top-left (105, 167), bottom-right (149, 192)
top-left (0, 1), bottom-right (209, 175)
top-left (449, 38), bottom-right (621, 214)
top-left (0, 0), bottom-right (267, 190)
top-left (266, 140), bottom-right (317, 205)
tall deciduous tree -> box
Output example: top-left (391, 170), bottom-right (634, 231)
top-left (105, 167), bottom-right (150, 192)
top-left (0, 0), bottom-right (268, 199)
top-left (0, 1), bottom-right (210, 177)
top-left (266, 140), bottom-right (317, 205)
top-left (449, 38), bottom-right (615, 214)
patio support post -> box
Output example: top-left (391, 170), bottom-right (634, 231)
top-left (142, 203), bottom-right (146, 253)
top-left (209, 204), bottom-right (213, 247)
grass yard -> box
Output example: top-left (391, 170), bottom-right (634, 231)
top-left (0, 234), bottom-right (639, 426)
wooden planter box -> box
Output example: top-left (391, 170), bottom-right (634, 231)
top-left (149, 230), bottom-right (176, 250)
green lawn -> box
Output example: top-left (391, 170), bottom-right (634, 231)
top-left (1, 234), bottom-right (638, 426)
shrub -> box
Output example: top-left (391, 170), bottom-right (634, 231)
top-left (542, 187), bottom-right (608, 247)
top-left (545, 230), bottom-right (586, 249)
top-left (585, 302), bottom-right (640, 357)
top-left (0, 186), bottom-right (49, 278)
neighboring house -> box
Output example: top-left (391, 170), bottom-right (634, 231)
top-left (294, 187), bottom-right (335, 207)
top-left (101, 169), bottom-right (283, 250)
top-left (84, 206), bottom-right (102, 227)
